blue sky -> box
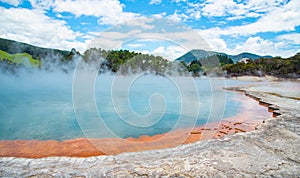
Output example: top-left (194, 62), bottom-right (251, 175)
top-left (0, 0), bottom-right (299, 60)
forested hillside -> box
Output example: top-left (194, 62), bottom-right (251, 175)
top-left (82, 48), bottom-right (184, 75)
top-left (0, 38), bottom-right (299, 78)
top-left (223, 53), bottom-right (300, 78)
top-left (0, 38), bottom-right (78, 61)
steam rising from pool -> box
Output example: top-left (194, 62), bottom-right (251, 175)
top-left (0, 67), bottom-right (254, 141)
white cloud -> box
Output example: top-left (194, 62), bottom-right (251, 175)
top-left (0, 7), bottom-right (87, 52)
top-left (196, 27), bottom-right (298, 57)
top-left (230, 36), bottom-right (297, 57)
top-left (189, 0), bottom-right (300, 58)
top-left (152, 45), bottom-right (186, 60)
top-left (247, 4), bottom-right (297, 33)
top-left (99, 15), bottom-right (155, 29)
top-left (87, 30), bottom-right (144, 49)
top-left (29, 0), bottom-right (53, 10)
top-left (153, 46), bottom-right (165, 54)
top-left (195, 28), bottom-right (228, 53)
top-left (127, 43), bottom-right (145, 48)
top-left (151, 12), bottom-right (166, 19)
top-left (228, 1), bottom-right (300, 35)
top-left (78, 13), bottom-right (299, 58)
top-left (198, 0), bottom-right (300, 37)
top-left (199, 0), bottom-right (289, 20)
top-left (167, 10), bottom-right (188, 22)
top-left (201, 0), bottom-right (238, 17)
top-left (52, 0), bottom-right (123, 18)
top-left (0, 0), bottom-right (22, 6)
top-left (29, 0), bottom-right (155, 28)
top-left (245, 0), bottom-right (285, 13)
top-left (88, 38), bottom-right (122, 49)
top-left (234, 37), bottom-right (275, 55)
top-left (91, 28), bottom-right (300, 58)
top-left (149, 0), bottom-right (162, 5)
top-left (206, 37), bottom-right (227, 52)
top-left (277, 33), bottom-right (300, 44)
top-left (88, 27), bottom-right (205, 60)
top-left (164, 45), bottom-right (186, 60)
top-left (186, 8), bottom-right (201, 20)
top-left (132, 31), bottom-right (208, 51)
top-left (171, 0), bottom-right (186, 3)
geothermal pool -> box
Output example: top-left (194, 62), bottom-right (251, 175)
top-left (0, 73), bottom-right (270, 142)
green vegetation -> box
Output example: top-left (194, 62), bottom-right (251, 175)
top-left (83, 48), bottom-right (178, 75)
top-left (187, 60), bottom-right (202, 76)
top-left (0, 38), bottom-right (79, 72)
top-left (83, 48), bottom-right (138, 72)
top-left (0, 50), bottom-right (41, 67)
top-left (0, 38), bottom-right (71, 60)
top-left (217, 55), bottom-right (234, 66)
top-left (223, 53), bottom-right (300, 78)
top-left (0, 38), bottom-right (298, 78)
top-left (185, 54), bottom-right (234, 76)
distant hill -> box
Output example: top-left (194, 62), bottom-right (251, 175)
top-left (176, 49), bottom-right (272, 63)
top-left (0, 38), bottom-right (78, 61)
top-left (229, 52), bottom-right (273, 62)
top-left (0, 38), bottom-right (80, 73)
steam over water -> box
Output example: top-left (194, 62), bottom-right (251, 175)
top-left (0, 71), bottom-right (254, 140)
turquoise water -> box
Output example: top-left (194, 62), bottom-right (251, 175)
top-left (0, 72), bottom-right (253, 140)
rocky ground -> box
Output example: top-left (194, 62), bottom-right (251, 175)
top-left (0, 82), bottom-right (299, 177)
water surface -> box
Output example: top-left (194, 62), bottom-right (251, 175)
top-left (0, 73), bottom-right (263, 140)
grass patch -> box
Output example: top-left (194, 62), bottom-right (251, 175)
top-left (0, 50), bottom-right (41, 67)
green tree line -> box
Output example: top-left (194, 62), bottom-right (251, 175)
top-left (223, 53), bottom-right (300, 78)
